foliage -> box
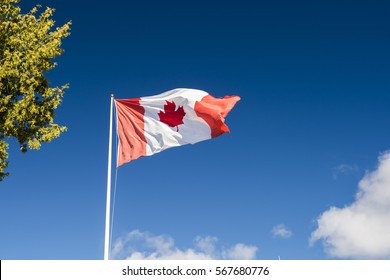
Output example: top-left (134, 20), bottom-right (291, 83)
top-left (0, 0), bottom-right (70, 180)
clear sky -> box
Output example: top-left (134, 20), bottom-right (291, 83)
top-left (1, 0), bottom-right (390, 260)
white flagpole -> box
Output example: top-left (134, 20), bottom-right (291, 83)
top-left (104, 94), bottom-right (114, 260)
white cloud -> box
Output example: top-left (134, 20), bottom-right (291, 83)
top-left (311, 152), bottom-right (390, 259)
top-left (222, 243), bottom-right (258, 259)
top-left (272, 224), bottom-right (292, 239)
top-left (332, 164), bottom-right (358, 179)
top-left (111, 229), bottom-right (257, 260)
top-left (194, 235), bottom-right (218, 256)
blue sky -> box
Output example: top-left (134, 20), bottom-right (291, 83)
top-left (1, 0), bottom-right (390, 260)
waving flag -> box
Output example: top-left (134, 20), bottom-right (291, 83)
top-left (115, 88), bottom-right (240, 166)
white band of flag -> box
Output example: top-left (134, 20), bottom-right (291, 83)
top-left (115, 88), bottom-right (240, 166)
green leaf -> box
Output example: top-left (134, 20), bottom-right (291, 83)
top-left (0, 0), bottom-right (71, 181)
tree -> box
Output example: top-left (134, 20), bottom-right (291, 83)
top-left (0, 0), bottom-right (70, 180)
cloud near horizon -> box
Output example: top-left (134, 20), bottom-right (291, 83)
top-left (311, 152), bottom-right (390, 259)
top-left (271, 224), bottom-right (292, 239)
top-left (111, 230), bottom-right (258, 260)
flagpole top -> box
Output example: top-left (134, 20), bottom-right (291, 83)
top-left (111, 94), bottom-right (114, 98)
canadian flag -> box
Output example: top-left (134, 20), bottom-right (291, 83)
top-left (115, 88), bottom-right (240, 166)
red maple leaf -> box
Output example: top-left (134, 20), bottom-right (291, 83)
top-left (158, 100), bottom-right (186, 131)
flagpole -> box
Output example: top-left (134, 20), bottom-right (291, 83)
top-left (104, 94), bottom-right (114, 260)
